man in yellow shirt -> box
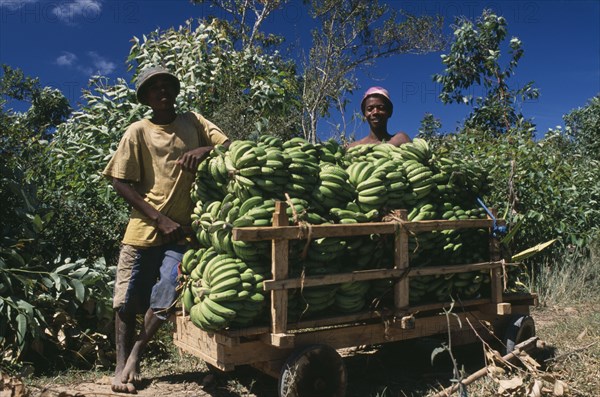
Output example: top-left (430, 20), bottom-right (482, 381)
top-left (103, 66), bottom-right (230, 393)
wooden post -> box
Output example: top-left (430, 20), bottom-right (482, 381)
top-left (271, 201), bottom-right (289, 334)
top-left (488, 208), bottom-right (508, 314)
top-left (394, 210), bottom-right (410, 313)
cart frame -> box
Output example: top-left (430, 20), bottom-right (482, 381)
top-left (172, 202), bottom-right (537, 381)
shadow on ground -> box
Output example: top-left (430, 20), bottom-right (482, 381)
top-left (160, 339), bottom-right (493, 397)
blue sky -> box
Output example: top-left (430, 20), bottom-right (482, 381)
top-left (1, 0), bottom-right (599, 140)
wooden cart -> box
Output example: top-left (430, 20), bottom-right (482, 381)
top-left (172, 202), bottom-right (537, 396)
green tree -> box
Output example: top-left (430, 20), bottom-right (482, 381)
top-left (563, 95), bottom-right (600, 161)
top-left (433, 10), bottom-right (538, 136)
top-left (432, 11), bottom-right (599, 260)
top-left (0, 65), bottom-right (71, 142)
top-left (418, 112), bottom-right (442, 139)
top-left (1, 66), bottom-right (111, 369)
top-left (438, 130), bottom-right (599, 258)
top-left (0, 65), bottom-right (71, 250)
top-left (191, 0), bottom-right (287, 48)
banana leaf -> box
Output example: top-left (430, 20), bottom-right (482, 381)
top-left (511, 239), bottom-right (557, 262)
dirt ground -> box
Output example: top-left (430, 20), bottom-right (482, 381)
top-left (26, 341), bottom-right (473, 397)
top-left (12, 303), bottom-right (600, 397)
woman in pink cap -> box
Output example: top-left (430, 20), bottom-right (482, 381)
top-left (348, 86), bottom-right (411, 147)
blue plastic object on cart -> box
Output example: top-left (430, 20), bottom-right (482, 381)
top-left (477, 197), bottom-right (507, 238)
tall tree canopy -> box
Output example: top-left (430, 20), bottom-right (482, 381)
top-left (433, 10), bottom-right (539, 135)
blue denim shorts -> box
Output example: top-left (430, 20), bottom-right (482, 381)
top-left (113, 243), bottom-right (185, 320)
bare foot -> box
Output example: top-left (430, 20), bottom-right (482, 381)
top-left (121, 357), bottom-right (142, 384)
top-left (112, 370), bottom-right (137, 394)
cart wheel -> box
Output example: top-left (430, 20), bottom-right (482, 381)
top-left (278, 344), bottom-right (347, 397)
top-left (504, 315), bottom-right (536, 354)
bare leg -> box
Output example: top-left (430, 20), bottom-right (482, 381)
top-left (112, 311), bottom-right (137, 394)
top-left (120, 308), bottom-right (165, 385)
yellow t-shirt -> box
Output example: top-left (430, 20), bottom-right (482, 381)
top-left (102, 111), bottom-right (228, 247)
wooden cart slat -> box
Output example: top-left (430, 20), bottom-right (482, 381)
top-left (263, 260), bottom-right (514, 291)
top-left (232, 219), bottom-right (504, 241)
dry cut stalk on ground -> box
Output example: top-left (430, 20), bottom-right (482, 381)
top-left (432, 336), bottom-right (541, 397)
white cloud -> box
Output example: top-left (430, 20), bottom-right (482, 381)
top-left (52, 0), bottom-right (102, 23)
top-left (55, 50), bottom-right (115, 76)
top-left (87, 51), bottom-right (116, 75)
top-left (55, 51), bottom-right (77, 66)
top-left (0, 0), bottom-right (38, 10)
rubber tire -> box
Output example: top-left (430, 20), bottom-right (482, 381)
top-left (278, 344), bottom-right (347, 397)
top-left (504, 315), bottom-right (536, 354)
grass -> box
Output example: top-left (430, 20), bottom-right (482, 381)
top-left (533, 243), bottom-right (600, 305)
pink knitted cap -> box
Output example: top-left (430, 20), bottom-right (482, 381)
top-left (361, 86), bottom-right (393, 114)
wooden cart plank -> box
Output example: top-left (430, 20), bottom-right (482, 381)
top-left (290, 310), bottom-right (493, 349)
top-left (270, 202), bottom-right (289, 334)
top-left (263, 261), bottom-right (512, 291)
top-left (394, 210), bottom-right (410, 311)
top-left (233, 219), bottom-right (496, 242)
top-left (173, 315), bottom-right (290, 368)
top-left (263, 268), bottom-right (403, 290)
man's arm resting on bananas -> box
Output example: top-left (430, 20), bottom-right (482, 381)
top-left (177, 140), bottom-right (231, 171)
top-left (112, 178), bottom-right (183, 242)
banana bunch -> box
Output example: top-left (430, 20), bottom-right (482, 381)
top-left (282, 138), bottom-right (320, 202)
top-left (329, 202), bottom-right (379, 224)
top-left (233, 196), bottom-right (329, 262)
top-left (193, 195), bottom-right (272, 259)
top-left (452, 271), bottom-right (487, 299)
top-left (253, 144), bottom-right (291, 199)
top-left (346, 161), bottom-right (388, 211)
top-left (440, 203), bottom-right (486, 221)
top-left (408, 274), bottom-right (466, 303)
top-left (433, 157), bottom-right (492, 202)
top-left (405, 203), bottom-right (441, 265)
top-left (296, 285), bottom-right (339, 317)
top-left (344, 233), bottom-right (389, 270)
top-left (286, 238), bottom-right (346, 278)
top-left (384, 161), bottom-right (410, 209)
top-left (344, 143), bottom-right (377, 164)
top-left (184, 252), bottom-right (267, 331)
top-left (407, 202), bottom-right (438, 222)
top-left (305, 237), bottom-right (347, 263)
top-left (334, 281), bottom-right (370, 313)
top-left (225, 140), bottom-right (287, 201)
top-left (397, 137), bottom-right (432, 164)
top-left (407, 271), bottom-right (484, 305)
top-left (312, 164), bottom-right (355, 211)
top-left (403, 160), bottom-right (436, 204)
top-left (192, 147), bottom-right (228, 205)
top-left (408, 231), bottom-right (445, 266)
top-left (437, 204), bottom-right (489, 265)
top-left (181, 247), bottom-right (208, 277)
top-left (192, 201), bottom-right (220, 249)
top-left (316, 139), bottom-right (345, 165)
top-left (257, 134), bottom-right (283, 149)
top-left (409, 270), bottom-right (490, 303)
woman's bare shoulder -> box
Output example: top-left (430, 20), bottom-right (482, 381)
top-left (389, 132), bottom-right (411, 146)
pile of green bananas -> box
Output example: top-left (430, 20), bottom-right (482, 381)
top-left (185, 135), bottom-right (497, 328)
